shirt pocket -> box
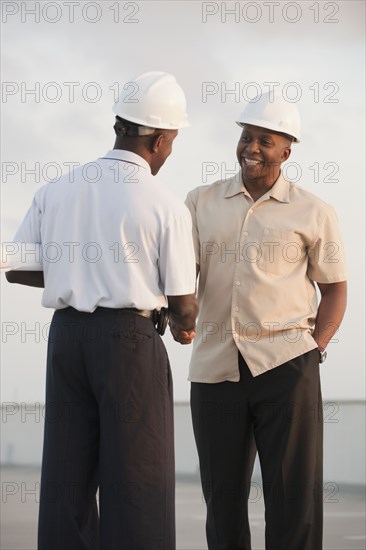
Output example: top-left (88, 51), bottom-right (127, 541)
top-left (257, 227), bottom-right (304, 276)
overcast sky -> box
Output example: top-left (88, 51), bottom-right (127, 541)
top-left (1, 0), bottom-right (365, 402)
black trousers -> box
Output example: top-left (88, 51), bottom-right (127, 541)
top-left (38, 307), bottom-right (175, 550)
top-left (191, 350), bottom-right (323, 550)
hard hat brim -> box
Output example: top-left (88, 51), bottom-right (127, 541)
top-left (236, 120), bottom-right (300, 143)
top-left (113, 106), bottom-right (190, 130)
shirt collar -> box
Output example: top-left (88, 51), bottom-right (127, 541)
top-left (224, 171), bottom-right (246, 198)
top-left (266, 172), bottom-right (290, 203)
top-left (224, 170), bottom-right (290, 203)
top-left (100, 149), bottom-right (151, 173)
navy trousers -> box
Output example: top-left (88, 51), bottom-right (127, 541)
top-left (191, 349), bottom-right (323, 550)
top-left (38, 307), bottom-right (175, 550)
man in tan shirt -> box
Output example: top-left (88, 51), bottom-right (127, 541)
top-left (179, 93), bottom-right (347, 550)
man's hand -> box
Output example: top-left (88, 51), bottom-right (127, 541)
top-left (169, 321), bottom-right (196, 345)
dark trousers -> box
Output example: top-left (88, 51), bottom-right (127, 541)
top-left (191, 350), bottom-right (323, 550)
top-left (38, 307), bottom-right (175, 550)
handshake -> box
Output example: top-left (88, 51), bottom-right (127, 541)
top-left (158, 306), bottom-right (196, 345)
top-left (165, 294), bottom-right (199, 345)
top-left (169, 321), bottom-right (196, 345)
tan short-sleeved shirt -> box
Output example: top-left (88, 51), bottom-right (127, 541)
top-left (185, 171), bottom-right (347, 381)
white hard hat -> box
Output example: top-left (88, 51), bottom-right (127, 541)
top-left (236, 92), bottom-right (301, 142)
top-left (113, 71), bottom-right (189, 131)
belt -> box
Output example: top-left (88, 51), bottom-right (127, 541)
top-left (121, 308), bottom-right (156, 321)
top-left (120, 307), bottom-right (169, 336)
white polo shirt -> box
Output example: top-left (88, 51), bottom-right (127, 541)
top-left (10, 150), bottom-right (196, 312)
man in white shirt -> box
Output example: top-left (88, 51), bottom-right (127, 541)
top-left (5, 72), bottom-right (198, 550)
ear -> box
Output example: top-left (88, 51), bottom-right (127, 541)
top-left (114, 121), bottom-right (126, 136)
top-left (152, 134), bottom-right (165, 154)
top-left (281, 147), bottom-right (292, 162)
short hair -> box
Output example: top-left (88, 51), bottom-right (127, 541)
top-left (114, 116), bottom-right (155, 136)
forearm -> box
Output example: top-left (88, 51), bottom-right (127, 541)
top-left (167, 293), bottom-right (198, 344)
top-left (169, 303), bottom-right (198, 331)
top-left (166, 262), bottom-right (200, 344)
top-left (5, 271), bottom-right (45, 288)
top-left (313, 281), bottom-right (347, 350)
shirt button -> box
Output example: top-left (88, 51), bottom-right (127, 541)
top-left (240, 256), bottom-right (244, 261)
top-left (243, 231), bottom-right (248, 237)
top-left (234, 307), bottom-right (239, 312)
top-left (236, 281), bottom-right (240, 286)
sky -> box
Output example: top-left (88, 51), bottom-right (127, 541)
top-left (1, 0), bottom-right (365, 402)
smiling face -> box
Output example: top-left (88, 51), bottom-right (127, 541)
top-left (236, 124), bottom-right (292, 187)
